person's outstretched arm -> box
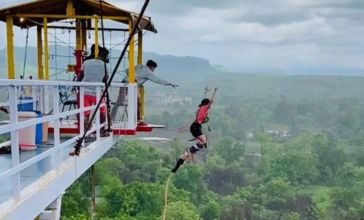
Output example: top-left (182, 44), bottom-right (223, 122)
top-left (207, 88), bottom-right (218, 108)
top-left (146, 74), bottom-right (179, 88)
top-left (138, 66), bottom-right (178, 88)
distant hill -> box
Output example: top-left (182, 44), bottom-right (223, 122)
top-left (0, 46), bottom-right (219, 79)
top-left (143, 52), bottom-right (219, 75)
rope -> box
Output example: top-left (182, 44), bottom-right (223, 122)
top-left (21, 28), bottom-right (29, 79)
top-left (162, 174), bottom-right (172, 220)
top-left (47, 31), bottom-right (75, 51)
top-left (19, 28), bottom-right (29, 107)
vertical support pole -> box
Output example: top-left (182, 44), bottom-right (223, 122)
top-left (95, 87), bottom-right (101, 142)
top-left (90, 165), bottom-right (96, 216)
top-left (6, 16), bottom-right (15, 79)
top-left (79, 87), bottom-right (85, 137)
top-left (140, 86), bottom-right (144, 121)
top-left (37, 26), bottom-right (44, 80)
top-left (137, 32), bottom-right (143, 65)
top-left (94, 18), bottom-right (99, 58)
top-left (128, 21), bottom-right (135, 83)
top-left (52, 86), bottom-right (60, 146)
top-left (9, 86), bottom-right (20, 196)
top-left (43, 86), bottom-right (50, 117)
top-left (75, 20), bottom-right (83, 75)
top-left (128, 21), bottom-right (137, 123)
top-left (127, 84), bottom-right (137, 129)
top-left (43, 17), bottom-right (49, 80)
top-left (81, 20), bottom-right (87, 51)
top-left (76, 20), bottom-right (82, 50)
top-left (137, 32), bottom-right (144, 119)
top-left (32, 85), bottom-right (37, 111)
top-left (38, 85), bottom-right (44, 114)
top-left (66, 0), bottom-right (75, 16)
top-left (38, 195), bottom-right (63, 220)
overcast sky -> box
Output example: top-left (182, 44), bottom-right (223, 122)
top-left (0, 0), bottom-right (363, 74)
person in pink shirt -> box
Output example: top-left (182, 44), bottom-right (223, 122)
top-left (171, 88), bottom-right (217, 173)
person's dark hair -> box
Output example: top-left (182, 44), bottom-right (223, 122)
top-left (90, 44), bottom-right (96, 54)
top-left (146, 60), bottom-right (157, 68)
top-left (85, 44), bottom-right (98, 60)
top-left (86, 44), bottom-right (110, 63)
top-left (199, 98), bottom-right (210, 107)
top-left (99, 47), bottom-right (110, 63)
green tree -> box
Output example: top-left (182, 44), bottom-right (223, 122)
top-left (220, 189), bottom-right (257, 220)
top-left (272, 95), bottom-right (295, 125)
top-left (257, 178), bottom-right (318, 219)
top-left (95, 157), bottom-right (123, 192)
top-left (111, 141), bottom-right (163, 184)
top-left (201, 196), bottom-right (221, 220)
top-left (260, 134), bottom-right (319, 185)
top-left (326, 163), bottom-right (364, 219)
top-left (205, 160), bottom-right (246, 195)
top-left (311, 134), bottom-right (348, 184)
top-left (104, 182), bottom-right (163, 217)
top-left (167, 201), bottom-right (200, 220)
top-left (61, 177), bottom-right (89, 218)
top-left (213, 137), bottom-right (245, 162)
top-left (173, 165), bottom-right (208, 204)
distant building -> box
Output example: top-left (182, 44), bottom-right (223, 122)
top-left (246, 132), bottom-right (254, 139)
top-left (265, 124), bottom-right (289, 139)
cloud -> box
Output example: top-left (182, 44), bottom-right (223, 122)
top-left (0, 0), bottom-right (363, 74)
top-left (141, 0), bottom-right (364, 73)
top-left (1, 0), bottom-right (27, 8)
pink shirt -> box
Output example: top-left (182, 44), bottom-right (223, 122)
top-left (196, 105), bottom-right (209, 124)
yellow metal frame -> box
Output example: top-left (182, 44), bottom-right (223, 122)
top-left (137, 32), bottom-right (144, 117)
top-left (2, 0), bottom-right (154, 129)
top-left (5, 10), bottom-right (130, 80)
top-left (43, 17), bottom-right (49, 80)
top-left (94, 18), bottom-right (99, 58)
top-left (75, 20), bottom-right (82, 50)
top-left (128, 21), bottom-right (135, 83)
top-left (137, 32), bottom-right (143, 65)
top-left (66, 0), bottom-right (75, 17)
top-left (81, 21), bottom-right (87, 51)
top-left (6, 16), bottom-right (15, 79)
top-left (15, 14), bottom-right (129, 21)
top-left (37, 26), bottom-right (43, 80)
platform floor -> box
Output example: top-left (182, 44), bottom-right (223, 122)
top-left (0, 136), bottom-right (77, 203)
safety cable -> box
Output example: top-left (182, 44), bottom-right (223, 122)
top-left (70, 0), bottom-right (151, 156)
top-left (21, 28), bottom-right (29, 79)
top-left (99, 0), bottom-right (112, 132)
top-left (19, 28), bottom-right (29, 107)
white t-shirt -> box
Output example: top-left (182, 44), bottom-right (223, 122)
top-left (83, 59), bottom-right (107, 96)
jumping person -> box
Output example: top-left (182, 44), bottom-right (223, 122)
top-left (171, 88), bottom-right (218, 173)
